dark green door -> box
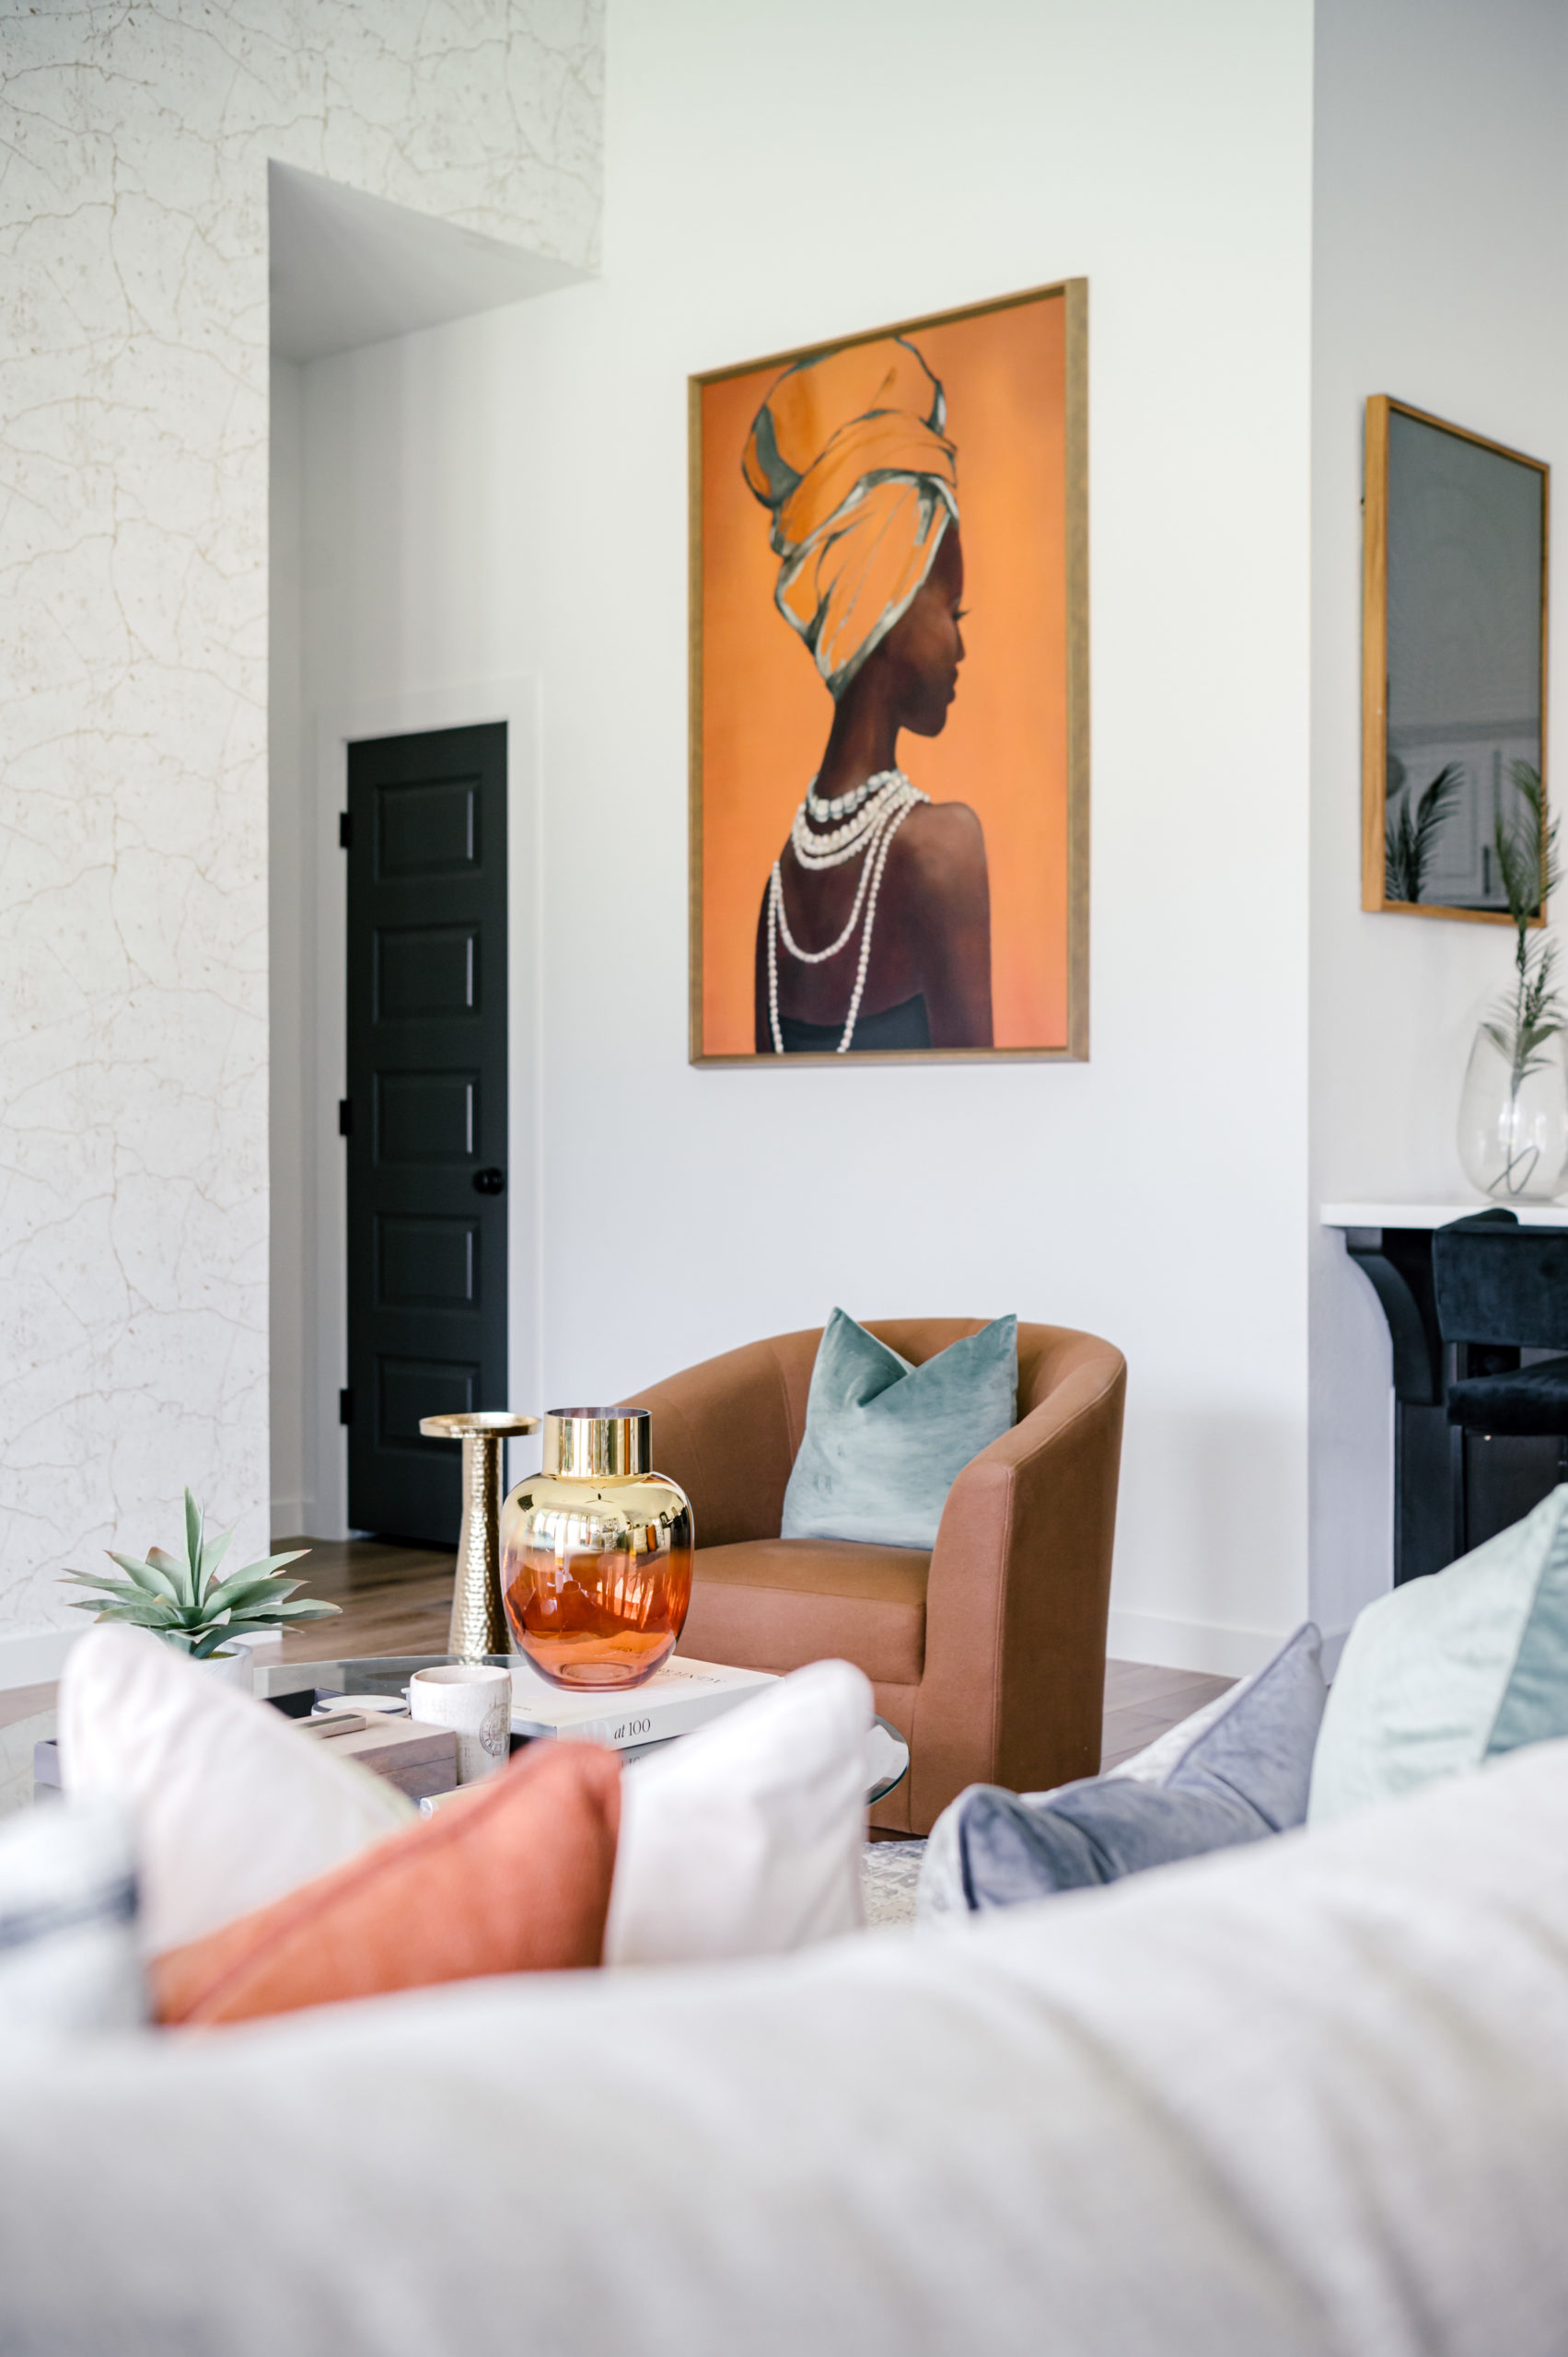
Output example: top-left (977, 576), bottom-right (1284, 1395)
top-left (344, 724), bottom-right (508, 1541)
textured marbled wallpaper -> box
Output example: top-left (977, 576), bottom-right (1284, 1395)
top-left (0, 0), bottom-right (601, 1641)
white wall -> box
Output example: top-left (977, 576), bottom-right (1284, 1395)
top-left (271, 354), bottom-right (308, 1537)
top-left (1308, 0), bottom-right (1568, 1635)
top-left (295, 0), bottom-right (1317, 1670)
top-left (0, 1), bottom-right (602, 1677)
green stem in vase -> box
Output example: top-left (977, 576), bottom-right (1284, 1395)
top-left (1481, 765), bottom-right (1562, 1195)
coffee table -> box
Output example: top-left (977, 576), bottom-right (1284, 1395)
top-left (9, 1652), bottom-right (911, 1810)
top-left (266, 1655), bottom-right (911, 1801)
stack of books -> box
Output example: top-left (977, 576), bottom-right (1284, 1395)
top-left (509, 1655), bottom-right (776, 1751)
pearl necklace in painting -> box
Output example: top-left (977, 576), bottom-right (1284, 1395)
top-left (792, 769), bottom-right (907, 865)
top-left (805, 770), bottom-right (899, 825)
top-left (767, 770), bottom-right (928, 1056)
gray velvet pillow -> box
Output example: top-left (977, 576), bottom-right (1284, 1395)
top-left (939, 1622), bottom-right (1327, 1913)
top-left (781, 1310), bottom-right (1016, 1550)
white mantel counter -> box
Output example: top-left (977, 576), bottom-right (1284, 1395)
top-left (1323, 1202), bottom-right (1568, 1229)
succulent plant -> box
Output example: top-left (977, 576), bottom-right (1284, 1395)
top-left (63, 1490), bottom-right (342, 1659)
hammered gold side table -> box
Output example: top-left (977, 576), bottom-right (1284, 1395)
top-left (419, 1411), bottom-right (540, 1659)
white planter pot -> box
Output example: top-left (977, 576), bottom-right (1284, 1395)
top-left (192, 1645), bottom-right (256, 1692)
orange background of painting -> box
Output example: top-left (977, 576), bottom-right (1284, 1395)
top-left (697, 290), bottom-right (1068, 1056)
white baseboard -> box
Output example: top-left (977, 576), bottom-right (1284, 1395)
top-left (1107, 1608), bottom-right (1287, 1679)
top-left (1106, 1608), bottom-right (1352, 1682)
top-left (271, 1496), bottom-right (309, 1541)
top-left (0, 1627), bottom-right (78, 1691)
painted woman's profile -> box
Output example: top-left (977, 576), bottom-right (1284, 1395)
top-left (742, 336), bottom-right (993, 1052)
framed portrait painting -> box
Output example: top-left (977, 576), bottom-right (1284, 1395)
top-left (689, 279), bottom-right (1088, 1064)
top-left (1362, 394), bottom-right (1549, 922)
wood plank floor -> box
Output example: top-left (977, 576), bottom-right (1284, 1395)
top-left (273, 1535), bottom-right (459, 1661)
top-left (274, 1538), bottom-right (1236, 1764)
top-left (2, 1540), bottom-right (1234, 1763)
top-left (1100, 1657), bottom-right (1233, 1769)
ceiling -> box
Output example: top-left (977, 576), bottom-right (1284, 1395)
top-left (268, 161), bottom-right (585, 364)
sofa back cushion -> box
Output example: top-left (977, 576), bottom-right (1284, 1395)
top-left (12, 1737), bottom-right (1568, 2352)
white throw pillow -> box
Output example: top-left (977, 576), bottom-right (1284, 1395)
top-left (604, 1658), bottom-right (870, 1966)
top-left (59, 1626), bottom-right (415, 1954)
top-left (0, 1799), bottom-right (145, 2038)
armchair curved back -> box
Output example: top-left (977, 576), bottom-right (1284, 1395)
top-left (621, 1320), bottom-right (1108, 1547)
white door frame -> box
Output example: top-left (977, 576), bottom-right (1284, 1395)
top-left (303, 678), bottom-right (543, 1539)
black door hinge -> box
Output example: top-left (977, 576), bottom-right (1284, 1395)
top-left (339, 811), bottom-right (352, 849)
top-left (338, 1098), bottom-right (352, 1136)
top-left (339, 1388), bottom-right (353, 1425)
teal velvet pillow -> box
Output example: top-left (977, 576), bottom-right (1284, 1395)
top-left (1309, 1485), bottom-right (1568, 1827)
top-left (780, 1311), bottom-right (1017, 1550)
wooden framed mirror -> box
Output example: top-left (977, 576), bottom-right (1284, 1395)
top-left (1363, 394), bottom-right (1549, 922)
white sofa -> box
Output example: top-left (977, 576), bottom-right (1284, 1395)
top-left (6, 1738), bottom-right (1568, 2355)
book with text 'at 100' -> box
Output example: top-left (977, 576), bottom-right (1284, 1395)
top-left (508, 1655), bottom-right (777, 1750)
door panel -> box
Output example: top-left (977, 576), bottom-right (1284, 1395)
top-left (345, 722), bottom-right (507, 1541)
top-left (377, 1354), bottom-right (481, 1439)
top-left (376, 1216), bottom-right (479, 1309)
top-left (374, 1069), bottom-right (480, 1162)
top-left (375, 776), bottom-right (479, 877)
top-left (374, 924), bottom-right (479, 1021)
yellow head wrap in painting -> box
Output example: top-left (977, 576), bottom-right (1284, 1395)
top-left (743, 336), bottom-right (958, 700)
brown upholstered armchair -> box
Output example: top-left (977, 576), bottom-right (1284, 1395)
top-left (621, 1320), bottom-right (1125, 1835)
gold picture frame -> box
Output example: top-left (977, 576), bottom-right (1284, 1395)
top-left (1362, 393), bottom-right (1550, 923)
top-left (689, 278), bottom-right (1089, 1064)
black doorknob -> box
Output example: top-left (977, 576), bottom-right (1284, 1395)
top-left (472, 1167), bottom-right (505, 1196)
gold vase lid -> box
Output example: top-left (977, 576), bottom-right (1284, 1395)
top-left (541, 1408), bottom-right (650, 1480)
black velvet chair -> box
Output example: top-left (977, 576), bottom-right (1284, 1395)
top-left (1432, 1210), bottom-right (1568, 1561)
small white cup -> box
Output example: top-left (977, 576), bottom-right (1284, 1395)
top-left (408, 1664), bottom-right (512, 1783)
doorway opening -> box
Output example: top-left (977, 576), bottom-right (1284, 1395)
top-left (343, 722), bottom-right (509, 1541)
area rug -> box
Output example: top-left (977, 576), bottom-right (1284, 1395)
top-left (861, 1839), bottom-right (923, 1928)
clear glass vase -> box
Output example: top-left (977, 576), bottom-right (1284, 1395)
top-left (1457, 1024), bottom-right (1568, 1202)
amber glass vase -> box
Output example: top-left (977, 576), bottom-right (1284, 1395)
top-left (500, 1410), bottom-right (693, 1690)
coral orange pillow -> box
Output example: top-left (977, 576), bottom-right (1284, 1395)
top-left (152, 1742), bottom-right (621, 2027)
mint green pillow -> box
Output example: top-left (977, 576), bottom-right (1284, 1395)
top-left (780, 1311), bottom-right (1017, 1550)
top-left (1308, 1485), bottom-right (1568, 1826)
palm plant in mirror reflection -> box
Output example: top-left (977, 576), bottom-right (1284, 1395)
top-left (62, 1489), bottom-right (340, 1659)
top-left (1479, 763), bottom-right (1564, 1193)
top-left (1384, 761), bottom-right (1463, 904)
